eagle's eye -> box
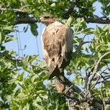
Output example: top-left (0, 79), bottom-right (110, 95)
top-left (44, 16), bottom-right (49, 19)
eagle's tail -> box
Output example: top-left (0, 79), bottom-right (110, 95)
top-left (48, 65), bottom-right (64, 80)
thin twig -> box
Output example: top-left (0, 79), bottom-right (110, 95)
top-left (0, 54), bottom-right (47, 70)
top-left (72, 33), bottom-right (90, 56)
top-left (87, 51), bottom-right (110, 95)
top-left (0, 8), bottom-right (28, 13)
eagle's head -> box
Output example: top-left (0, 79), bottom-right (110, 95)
top-left (40, 14), bottom-right (57, 26)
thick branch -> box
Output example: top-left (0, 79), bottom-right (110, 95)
top-left (0, 54), bottom-right (106, 109)
top-left (14, 17), bottom-right (41, 25)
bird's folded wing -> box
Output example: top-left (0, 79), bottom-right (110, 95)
top-left (41, 23), bottom-right (73, 75)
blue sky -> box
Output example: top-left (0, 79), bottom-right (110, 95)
top-left (1, 1), bottom-right (110, 104)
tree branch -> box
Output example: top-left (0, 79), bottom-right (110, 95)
top-left (72, 34), bottom-right (89, 56)
top-left (87, 51), bottom-right (110, 95)
top-left (0, 54), bottom-right (46, 70)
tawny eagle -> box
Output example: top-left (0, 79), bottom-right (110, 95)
top-left (40, 14), bottom-right (73, 80)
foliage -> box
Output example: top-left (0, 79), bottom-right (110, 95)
top-left (0, 0), bottom-right (110, 110)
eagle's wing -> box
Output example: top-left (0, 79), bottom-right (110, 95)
top-left (41, 21), bottom-right (73, 79)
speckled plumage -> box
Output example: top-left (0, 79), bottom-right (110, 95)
top-left (40, 14), bottom-right (73, 80)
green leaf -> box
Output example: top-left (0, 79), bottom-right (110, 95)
top-left (23, 78), bottom-right (31, 88)
top-left (3, 25), bottom-right (13, 32)
top-left (33, 99), bottom-right (45, 110)
top-left (12, 37), bottom-right (18, 40)
top-left (40, 94), bottom-right (48, 99)
top-left (74, 18), bottom-right (86, 32)
top-left (0, 32), bottom-right (1, 45)
top-left (34, 10), bottom-right (39, 17)
top-left (31, 75), bottom-right (38, 83)
top-left (23, 25), bottom-right (28, 33)
top-left (34, 62), bottom-right (47, 68)
top-left (17, 72), bottom-right (24, 81)
top-left (36, 96), bottom-right (42, 102)
top-left (51, 3), bottom-right (56, 7)
top-left (73, 74), bottom-right (82, 85)
top-left (102, 59), bottom-right (110, 63)
top-left (67, 72), bottom-right (72, 75)
top-left (103, 24), bottom-right (109, 31)
top-left (5, 36), bottom-right (17, 43)
top-left (43, 0), bottom-right (48, 4)
top-left (23, 103), bottom-right (29, 110)
top-left (14, 88), bottom-right (21, 97)
top-left (22, 62), bottom-right (28, 70)
top-left (24, 55), bottom-right (32, 62)
top-left (18, 92), bottom-right (25, 98)
top-left (67, 16), bottom-right (74, 27)
top-left (30, 23), bottom-right (38, 36)
top-left (30, 55), bottom-right (38, 63)
top-left (9, 49), bottom-right (13, 55)
top-left (75, 26), bottom-right (81, 33)
top-left (80, 28), bottom-right (95, 34)
top-left (89, 0), bottom-right (97, 4)
top-left (92, 6), bottom-right (96, 11)
top-left (81, 79), bottom-right (85, 85)
top-left (36, 90), bottom-right (46, 94)
top-left (82, 44), bottom-right (86, 50)
top-left (96, 25), bottom-right (103, 34)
